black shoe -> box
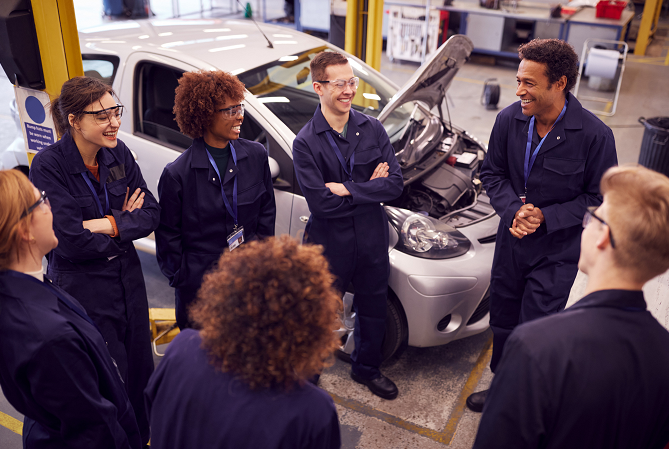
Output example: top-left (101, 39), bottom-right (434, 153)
top-left (466, 389), bottom-right (488, 412)
top-left (351, 372), bottom-right (399, 400)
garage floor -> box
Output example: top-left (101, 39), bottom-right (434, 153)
top-left (0, 1), bottom-right (667, 448)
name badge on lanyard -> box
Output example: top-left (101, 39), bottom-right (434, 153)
top-left (205, 143), bottom-right (244, 251)
top-left (326, 131), bottom-right (355, 182)
top-left (522, 100), bottom-right (568, 202)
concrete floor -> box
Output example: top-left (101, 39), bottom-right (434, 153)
top-left (0, 1), bottom-right (668, 448)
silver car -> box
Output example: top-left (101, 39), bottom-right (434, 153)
top-left (2, 18), bottom-right (499, 361)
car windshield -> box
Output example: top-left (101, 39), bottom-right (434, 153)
top-left (237, 46), bottom-right (413, 142)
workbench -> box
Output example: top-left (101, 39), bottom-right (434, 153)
top-left (435, 0), bottom-right (634, 58)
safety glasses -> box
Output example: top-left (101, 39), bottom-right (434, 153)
top-left (21, 191), bottom-right (51, 219)
top-left (315, 77), bottom-right (360, 91)
top-left (81, 104), bottom-right (124, 127)
top-left (218, 103), bottom-right (245, 119)
top-left (582, 206), bottom-right (616, 248)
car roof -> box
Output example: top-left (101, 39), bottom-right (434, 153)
top-left (78, 18), bottom-right (328, 72)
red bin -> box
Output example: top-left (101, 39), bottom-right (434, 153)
top-left (595, 0), bottom-right (627, 20)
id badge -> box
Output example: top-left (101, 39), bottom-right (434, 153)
top-left (227, 226), bottom-right (244, 251)
top-left (519, 194), bottom-right (526, 204)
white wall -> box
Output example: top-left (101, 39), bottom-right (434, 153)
top-left (567, 269), bottom-right (669, 330)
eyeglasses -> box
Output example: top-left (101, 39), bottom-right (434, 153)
top-left (315, 77), bottom-right (360, 90)
top-left (81, 104), bottom-right (124, 126)
top-left (218, 103), bottom-right (245, 119)
top-left (582, 206), bottom-right (616, 248)
top-left (21, 191), bottom-right (51, 219)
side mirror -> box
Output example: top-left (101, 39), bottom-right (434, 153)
top-left (268, 156), bottom-right (280, 180)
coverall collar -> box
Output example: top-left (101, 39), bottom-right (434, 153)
top-left (514, 92), bottom-right (583, 130)
top-left (570, 289), bottom-right (647, 312)
top-left (61, 131), bottom-right (116, 176)
top-left (313, 104), bottom-right (366, 135)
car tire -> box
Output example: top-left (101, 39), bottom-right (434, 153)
top-left (336, 290), bottom-right (408, 364)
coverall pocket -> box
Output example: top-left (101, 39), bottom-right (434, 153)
top-left (107, 179), bottom-right (128, 196)
top-left (355, 145), bottom-right (382, 165)
top-left (237, 180), bottom-right (265, 223)
top-left (541, 157), bottom-right (585, 201)
top-left (73, 194), bottom-right (96, 217)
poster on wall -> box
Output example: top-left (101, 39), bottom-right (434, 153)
top-left (14, 85), bottom-right (56, 168)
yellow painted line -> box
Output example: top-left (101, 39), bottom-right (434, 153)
top-left (330, 393), bottom-right (452, 443)
top-left (0, 411), bottom-right (22, 435)
top-left (440, 335), bottom-right (492, 443)
top-left (330, 335), bottom-right (493, 445)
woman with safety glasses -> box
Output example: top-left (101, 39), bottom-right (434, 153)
top-left (155, 70), bottom-right (275, 330)
top-left (0, 169), bottom-right (143, 448)
top-left (29, 76), bottom-right (159, 445)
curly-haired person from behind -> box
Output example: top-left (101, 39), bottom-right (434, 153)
top-left (155, 70), bottom-right (276, 330)
top-left (145, 236), bottom-right (342, 449)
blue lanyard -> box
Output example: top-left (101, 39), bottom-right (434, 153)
top-left (3, 270), bottom-right (104, 337)
top-left (80, 172), bottom-right (109, 218)
top-left (205, 142), bottom-right (239, 227)
top-left (523, 100), bottom-right (568, 192)
top-left (326, 131), bottom-right (355, 182)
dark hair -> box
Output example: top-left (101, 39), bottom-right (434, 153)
top-left (518, 39), bottom-right (579, 95)
top-left (50, 76), bottom-right (115, 137)
top-left (310, 51), bottom-right (349, 83)
top-left (190, 236), bottom-right (342, 391)
top-left (173, 70), bottom-right (246, 139)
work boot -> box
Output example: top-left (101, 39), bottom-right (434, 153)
top-left (466, 389), bottom-right (489, 412)
top-left (351, 371), bottom-right (399, 400)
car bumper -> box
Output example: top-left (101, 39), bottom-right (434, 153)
top-left (389, 216), bottom-right (497, 348)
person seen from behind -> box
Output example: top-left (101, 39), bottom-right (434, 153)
top-left (473, 165), bottom-right (669, 448)
top-left (0, 170), bottom-right (142, 449)
top-left (145, 235), bottom-right (342, 449)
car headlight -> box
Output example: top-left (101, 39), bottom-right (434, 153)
top-left (385, 206), bottom-right (471, 259)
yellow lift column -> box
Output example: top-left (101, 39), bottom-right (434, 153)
top-left (345, 0), bottom-right (384, 71)
top-left (30, 0), bottom-right (84, 100)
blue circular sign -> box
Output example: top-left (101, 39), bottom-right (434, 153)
top-left (25, 96), bottom-right (46, 124)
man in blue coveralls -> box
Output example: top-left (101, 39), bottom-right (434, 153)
top-left (466, 39), bottom-right (618, 412)
top-left (473, 165), bottom-right (669, 448)
top-left (293, 51), bottom-right (404, 399)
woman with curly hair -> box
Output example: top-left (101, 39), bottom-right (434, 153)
top-left (155, 70), bottom-right (276, 329)
top-left (145, 236), bottom-right (342, 449)
top-left (0, 169), bottom-right (142, 448)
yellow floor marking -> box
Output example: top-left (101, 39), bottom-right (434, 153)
top-left (440, 336), bottom-right (493, 443)
top-left (0, 411), bottom-right (22, 435)
top-left (330, 335), bottom-right (493, 445)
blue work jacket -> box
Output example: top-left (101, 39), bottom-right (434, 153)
top-left (29, 132), bottom-right (160, 269)
top-left (480, 93), bottom-right (618, 263)
top-left (293, 106), bottom-right (403, 252)
top-left (0, 271), bottom-right (142, 449)
top-left (155, 137), bottom-right (276, 290)
top-left (474, 290), bottom-right (669, 449)
top-left (145, 330), bottom-right (341, 449)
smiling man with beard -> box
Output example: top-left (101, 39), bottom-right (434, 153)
top-left (466, 39), bottom-right (618, 412)
top-left (292, 51), bottom-right (403, 400)
top-left (155, 70), bottom-right (276, 330)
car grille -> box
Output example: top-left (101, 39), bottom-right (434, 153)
top-left (467, 288), bottom-right (490, 325)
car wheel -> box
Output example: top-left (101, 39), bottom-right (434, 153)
top-left (335, 290), bottom-right (408, 364)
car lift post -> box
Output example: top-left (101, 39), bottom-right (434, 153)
top-left (344, 0), bottom-right (384, 71)
top-left (30, 0), bottom-right (83, 100)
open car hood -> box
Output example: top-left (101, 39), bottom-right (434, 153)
top-left (378, 35), bottom-right (474, 122)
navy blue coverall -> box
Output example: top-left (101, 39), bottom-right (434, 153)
top-left (480, 93), bottom-right (617, 371)
top-left (145, 329), bottom-right (341, 449)
top-left (293, 106), bottom-right (403, 379)
top-left (474, 290), bottom-right (669, 449)
top-left (0, 270), bottom-right (142, 449)
top-left (29, 132), bottom-right (160, 443)
top-left (155, 137), bottom-right (276, 329)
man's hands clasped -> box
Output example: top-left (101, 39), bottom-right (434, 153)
top-left (510, 203), bottom-right (544, 239)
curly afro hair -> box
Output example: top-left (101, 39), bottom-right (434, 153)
top-left (190, 235), bottom-right (342, 391)
top-left (518, 39), bottom-right (579, 95)
top-left (173, 70), bottom-right (246, 138)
